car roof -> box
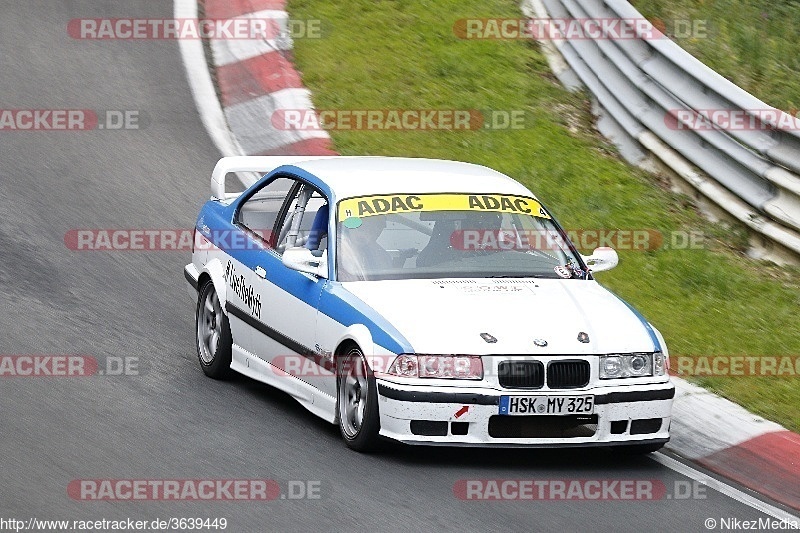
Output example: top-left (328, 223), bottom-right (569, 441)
top-left (281, 157), bottom-right (537, 201)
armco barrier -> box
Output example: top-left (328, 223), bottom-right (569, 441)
top-left (523, 0), bottom-right (800, 263)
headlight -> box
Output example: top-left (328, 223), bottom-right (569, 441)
top-left (387, 355), bottom-right (483, 380)
top-left (387, 354), bottom-right (418, 377)
top-left (628, 354), bottom-right (649, 375)
top-left (600, 353), bottom-right (662, 379)
top-left (601, 356), bottom-right (623, 378)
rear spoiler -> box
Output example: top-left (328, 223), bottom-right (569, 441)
top-left (210, 156), bottom-right (338, 200)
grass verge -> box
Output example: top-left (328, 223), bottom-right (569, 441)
top-left (632, 0), bottom-right (800, 112)
top-left (289, 0), bottom-right (800, 432)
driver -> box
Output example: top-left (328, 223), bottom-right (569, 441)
top-left (338, 216), bottom-right (393, 280)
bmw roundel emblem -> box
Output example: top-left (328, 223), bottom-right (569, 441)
top-left (533, 339), bottom-right (548, 347)
top-left (480, 332), bottom-right (498, 344)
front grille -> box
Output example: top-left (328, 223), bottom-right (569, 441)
top-left (547, 360), bottom-right (590, 389)
top-left (489, 415), bottom-right (598, 438)
top-left (498, 361), bottom-right (544, 389)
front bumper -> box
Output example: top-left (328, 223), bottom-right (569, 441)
top-left (376, 379), bottom-right (673, 447)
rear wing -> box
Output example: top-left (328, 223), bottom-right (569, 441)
top-left (210, 156), bottom-right (338, 200)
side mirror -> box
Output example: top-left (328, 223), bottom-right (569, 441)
top-left (581, 247), bottom-right (619, 273)
top-left (282, 247), bottom-right (328, 278)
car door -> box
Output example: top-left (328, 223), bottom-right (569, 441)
top-left (222, 176), bottom-right (294, 358)
top-left (232, 176), bottom-right (332, 403)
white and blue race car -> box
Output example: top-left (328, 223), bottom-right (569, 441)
top-left (185, 156), bottom-right (673, 452)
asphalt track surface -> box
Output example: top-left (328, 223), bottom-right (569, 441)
top-left (0, 2), bottom-right (794, 531)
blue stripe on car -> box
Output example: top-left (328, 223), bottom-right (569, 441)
top-left (319, 282), bottom-right (414, 355)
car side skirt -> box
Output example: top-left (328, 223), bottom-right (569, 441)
top-left (230, 343), bottom-right (337, 424)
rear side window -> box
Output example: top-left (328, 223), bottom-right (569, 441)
top-left (236, 177), bottom-right (295, 245)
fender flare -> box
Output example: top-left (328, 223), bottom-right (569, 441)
top-left (334, 324), bottom-right (393, 373)
top-left (201, 258), bottom-right (229, 314)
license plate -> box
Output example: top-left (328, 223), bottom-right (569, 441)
top-left (499, 395), bottom-right (594, 416)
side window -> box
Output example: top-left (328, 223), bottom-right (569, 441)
top-left (236, 177), bottom-right (296, 246)
top-left (274, 185), bottom-right (329, 256)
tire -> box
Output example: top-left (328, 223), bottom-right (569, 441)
top-left (337, 346), bottom-right (380, 452)
top-left (621, 442), bottom-right (665, 455)
top-left (196, 280), bottom-right (232, 379)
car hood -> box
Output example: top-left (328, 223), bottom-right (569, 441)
top-left (342, 278), bottom-right (658, 355)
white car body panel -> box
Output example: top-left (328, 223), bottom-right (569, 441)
top-left (341, 278), bottom-right (655, 356)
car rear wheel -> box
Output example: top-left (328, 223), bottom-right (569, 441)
top-left (196, 280), bottom-right (232, 379)
top-left (337, 346), bottom-right (380, 452)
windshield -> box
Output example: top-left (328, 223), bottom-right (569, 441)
top-left (336, 193), bottom-right (586, 281)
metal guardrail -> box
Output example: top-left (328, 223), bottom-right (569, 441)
top-left (523, 0), bottom-right (800, 262)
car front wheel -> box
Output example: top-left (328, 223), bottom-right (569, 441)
top-left (337, 346), bottom-right (380, 452)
